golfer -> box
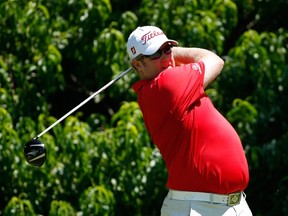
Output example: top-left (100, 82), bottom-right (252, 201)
top-left (126, 26), bottom-right (252, 216)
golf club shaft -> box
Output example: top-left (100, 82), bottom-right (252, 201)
top-left (35, 67), bottom-right (133, 139)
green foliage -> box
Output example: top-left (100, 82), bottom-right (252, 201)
top-left (3, 196), bottom-right (35, 216)
top-left (226, 99), bottom-right (258, 141)
top-left (79, 186), bottom-right (115, 215)
top-left (218, 27), bottom-right (288, 215)
top-left (49, 200), bottom-right (75, 216)
top-left (138, 0), bottom-right (238, 53)
top-left (0, 0), bottom-right (287, 215)
top-left (1, 101), bottom-right (166, 215)
top-left (0, 107), bottom-right (22, 204)
top-left (0, 0), bottom-right (65, 120)
top-left (220, 28), bottom-right (288, 144)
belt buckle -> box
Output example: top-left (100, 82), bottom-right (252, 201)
top-left (227, 192), bottom-right (241, 206)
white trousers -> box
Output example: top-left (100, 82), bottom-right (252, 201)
top-left (161, 192), bottom-right (253, 216)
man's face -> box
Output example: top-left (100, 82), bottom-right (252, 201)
top-left (132, 43), bottom-right (176, 80)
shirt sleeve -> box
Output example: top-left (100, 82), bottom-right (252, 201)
top-left (157, 61), bottom-right (205, 120)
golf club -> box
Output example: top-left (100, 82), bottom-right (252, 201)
top-left (24, 67), bottom-right (133, 167)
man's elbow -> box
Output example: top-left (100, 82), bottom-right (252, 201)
top-left (217, 57), bottom-right (225, 75)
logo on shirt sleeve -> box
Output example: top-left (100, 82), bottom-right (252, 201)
top-left (192, 63), bottom-right (202, 74)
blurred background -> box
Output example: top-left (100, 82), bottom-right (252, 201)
top-left (0, 0), bottom-right (287, 215)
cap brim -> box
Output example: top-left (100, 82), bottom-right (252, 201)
top-left (142, 39), bottom-right (178, 55)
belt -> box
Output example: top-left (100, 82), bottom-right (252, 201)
top-left (167, 190), bottom-right (242, 206)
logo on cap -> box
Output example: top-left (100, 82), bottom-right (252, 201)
top-left (131, 47), bottom-right (136, 55)
top-left (141, 31), bottom-right (164, 45)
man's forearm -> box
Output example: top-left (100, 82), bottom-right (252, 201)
top-left (172, 47), bottom-right (203, 64)
top-left (172, 47), bottom-right (224, 88)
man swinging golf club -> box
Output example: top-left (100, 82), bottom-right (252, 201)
top-left (127, 26), bottom-right (252, 215)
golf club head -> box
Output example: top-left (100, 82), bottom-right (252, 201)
top-left (24, 138), bottom-right (46, 167)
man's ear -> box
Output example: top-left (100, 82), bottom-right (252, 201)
top-left (132, 59), bottom-right (141, 70)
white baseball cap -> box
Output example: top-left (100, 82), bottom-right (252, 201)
top-left (126, 26), bottom-right (178, 60)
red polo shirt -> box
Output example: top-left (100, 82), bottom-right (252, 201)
top-left (132, 62), bottom-right (249, 194)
